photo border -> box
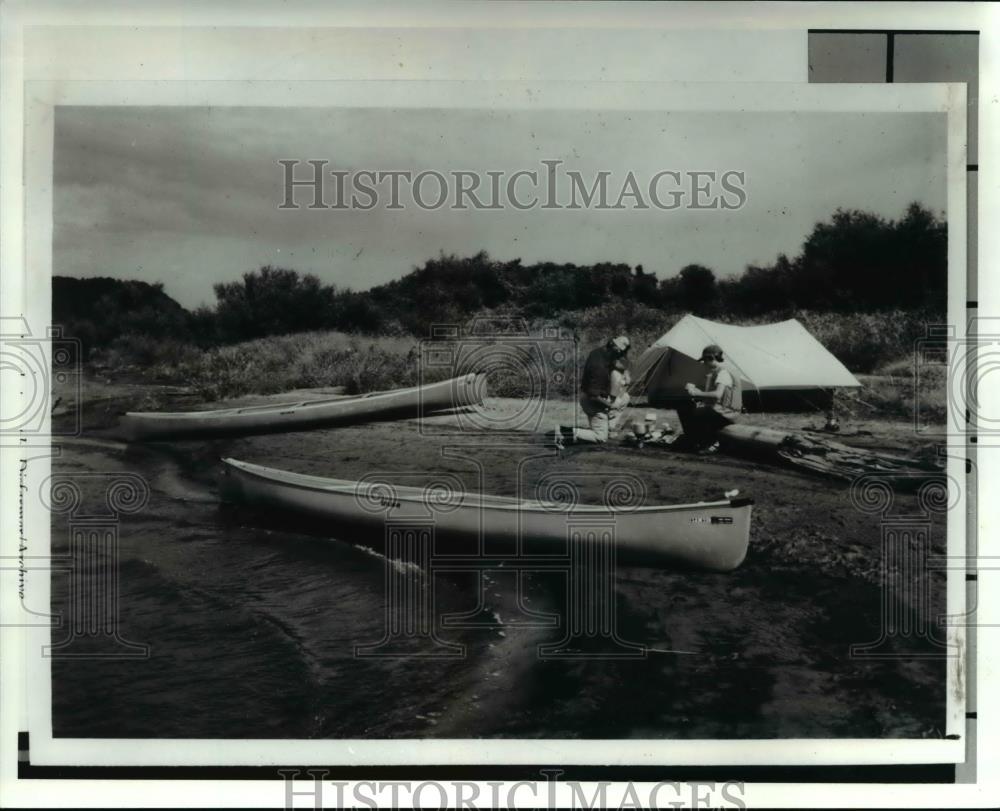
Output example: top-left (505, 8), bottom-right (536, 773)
top-left (1, 3), bottom-right (995, 808)
top-left (18, 77), bottom-right (967, 768)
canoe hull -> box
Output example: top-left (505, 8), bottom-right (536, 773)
top-left (120, 374), bottom-right (484, 441)
top-left (220, 458), bottom-right (752, 571)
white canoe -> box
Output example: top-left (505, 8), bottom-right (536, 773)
top-left (119, 374), bottom-right (484, 441)
top-left (220, 458), bottom-right (753, 571)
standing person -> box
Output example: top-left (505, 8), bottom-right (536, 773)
top-left (675, 343), bottom-right (739, 452)
top-left (554, 335), bottom-right (631, 446)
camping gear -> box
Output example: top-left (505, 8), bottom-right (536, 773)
top-left (220, 458), bottom-right (753, 571)
top-left (716, 423), bottom-right (944, 488)
top-left (628, 412), bottom-right (660, 437)
top-left (119, 374), bottom-right (484, 441)
top-left (630, 315), bottom-right (861, 412)
top-left (622, 419), bottom-right (942, 488)
top-left (624, 415), bottom-right (675, 449)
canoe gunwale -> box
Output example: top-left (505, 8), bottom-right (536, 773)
top-left (119, 373), bottom-right (484, 440)
top-left (220, 457), bottom-right (753, 571)
top-left (221, 457), bottom-right (752, 517)
top-left (123, 374), bottom-right (477, 421)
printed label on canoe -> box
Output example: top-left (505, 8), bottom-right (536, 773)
top-left (711, 516), bottom-right (734, 524)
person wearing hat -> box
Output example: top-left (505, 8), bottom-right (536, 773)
top-left (676, 343), bottom-right (739, 452)
top-left (554, 335), bottom-right (631, 446)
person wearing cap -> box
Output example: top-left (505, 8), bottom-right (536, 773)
top-left (676, 343), bottom-right (739, 452)
top-left (554, 335), bottom-right (631, 446)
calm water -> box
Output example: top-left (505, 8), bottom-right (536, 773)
top-left (49, 430), bottom-right (947, 740)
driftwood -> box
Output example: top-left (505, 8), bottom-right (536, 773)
top-left (717, 423), bottom-right (943, 487)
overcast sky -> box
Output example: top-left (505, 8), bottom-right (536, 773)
top-left (53, 106), bottom-right (947, 310)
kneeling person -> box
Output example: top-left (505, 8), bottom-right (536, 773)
top-left (554, 335), bottom-right (631, 446)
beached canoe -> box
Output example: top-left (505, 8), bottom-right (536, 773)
top-left (220, 458), bottom-right (753, 570)
top-left (119, 373), bottom-right (485, 441)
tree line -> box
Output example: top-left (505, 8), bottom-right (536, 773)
top-left (56, 202), bottom-right (946, 356)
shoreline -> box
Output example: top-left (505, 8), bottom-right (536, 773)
top-left (46, 377), bottom-right (950, 739)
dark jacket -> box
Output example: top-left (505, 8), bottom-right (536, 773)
top-left (581, 347), bottom-right (613, 399)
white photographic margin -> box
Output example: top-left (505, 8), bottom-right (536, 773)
top-left (19, 78), bottom-right (967, 766)
top-left (0, 2), bottom-right (996, 809)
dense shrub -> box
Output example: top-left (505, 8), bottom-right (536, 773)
top-left (793, 309), bottom-right (937, 374)
top-left (212, 266), bottom-right (336, 341)
top-left (90, 333), bottom-right (202, 380)
top-left (53, 277), bottom-right (191, 358)
top-left (851, 361), bottom-right (947, 422)
top-left (181, 332), bottom-right (423, 400)
top-left (84, 310), bottom-right (944, 422)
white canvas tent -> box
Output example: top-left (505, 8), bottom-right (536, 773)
top-left (631, 315), bottom-right (861, 413)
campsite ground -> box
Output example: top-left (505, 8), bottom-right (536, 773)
top-left (48, 380), bottom-right (950, 739)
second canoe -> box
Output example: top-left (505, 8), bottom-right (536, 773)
top-left (119, 373), bottom-right (485, 441)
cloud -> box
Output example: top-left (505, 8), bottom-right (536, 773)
top-left (53, 106), bottom-right (948, 309)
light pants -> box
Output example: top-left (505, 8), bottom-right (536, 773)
top-left (576, 394), bottom-right (628, 443)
